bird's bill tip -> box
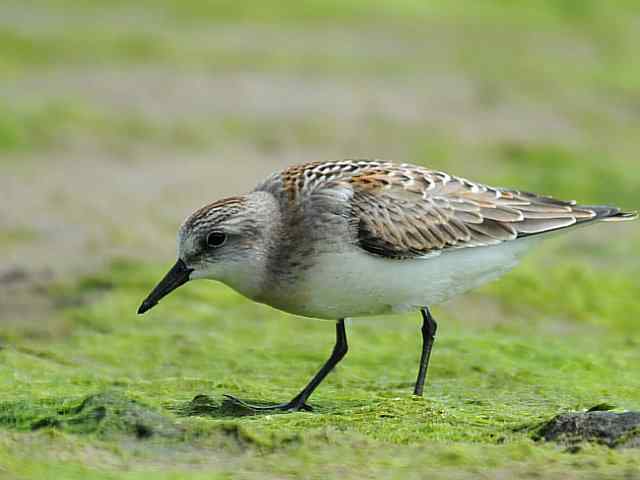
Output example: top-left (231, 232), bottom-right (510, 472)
top-left (137, 259), bottom-right (193, 315)
top-left (137, 299), bottom-right (156, 315)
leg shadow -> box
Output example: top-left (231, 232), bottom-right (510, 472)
top-left (170, 394), bottom-right (287, 418)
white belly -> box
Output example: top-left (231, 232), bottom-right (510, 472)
top-left (268, 239), bottom-right (537, 319)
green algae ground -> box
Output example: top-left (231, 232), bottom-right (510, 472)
top-left (1, 253), bottom-right (639, 479)
top-left (2, 0), bottom-right (640, 478)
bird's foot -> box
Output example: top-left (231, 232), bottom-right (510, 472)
top-left (223, 394), bottom-right (313, 412)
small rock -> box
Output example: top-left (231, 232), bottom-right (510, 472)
top-left (0, 267), bottom-right (29, 285)
top-left (536, 411), bottom-right (640, 449)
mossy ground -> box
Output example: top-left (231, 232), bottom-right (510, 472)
top-left (1, 0), bottom-right (640, 478)
top-left (1, 256), bottom-right (640, 478)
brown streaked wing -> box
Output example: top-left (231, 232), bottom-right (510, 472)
top-left (347, 167), bottom-right (604, 259)
top-left (258, 160), bottom-right (397, 203)
top-left (257, 160), bottom-right (627, 258)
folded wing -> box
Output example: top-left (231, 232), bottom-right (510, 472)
top-left (348, 166), bottom-right (632, 259)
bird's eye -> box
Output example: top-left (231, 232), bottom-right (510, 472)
top-left (206, 232), bottom-right (227, 248)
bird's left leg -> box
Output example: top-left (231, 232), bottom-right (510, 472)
top-left (225, 319), bottom-right (349, 412)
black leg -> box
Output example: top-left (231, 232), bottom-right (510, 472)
top-left (225, 319), bottom-right (349, 412)
top-left (414, 307), bottom-right (438, 396)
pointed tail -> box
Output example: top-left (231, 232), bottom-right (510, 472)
top-left (584, 206), bottom-right (639, 222)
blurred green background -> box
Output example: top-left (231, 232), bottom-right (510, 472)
top-left (1, 1), bottom-right (639, 479)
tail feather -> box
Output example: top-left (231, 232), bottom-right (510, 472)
top-left (601, 211), bottom-right (638, 222)
top-left (515, 203), bottom-right (637, 239)
top-left (580, 205), bottom-right (639, 222)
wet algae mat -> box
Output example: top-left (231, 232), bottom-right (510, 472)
top-left (1, 260), bottom-right (639, 479)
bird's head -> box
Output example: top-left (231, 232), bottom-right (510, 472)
top-left (138, 191), bottom-right (279, 314)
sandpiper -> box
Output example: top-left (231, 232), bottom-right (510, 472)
top-left (138, 160), bottom-right (637, 412)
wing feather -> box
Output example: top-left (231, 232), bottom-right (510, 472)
top-left (255, 159), bottom-right (635, 259)
top-left (345, 164), bottom-right (624, 258)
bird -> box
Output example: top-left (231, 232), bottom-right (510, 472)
top-left (138, 160), bottom-right (637, 412)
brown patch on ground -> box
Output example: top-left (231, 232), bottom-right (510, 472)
top-left (1, 148), bottom-right (295, 275)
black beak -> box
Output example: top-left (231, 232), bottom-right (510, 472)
top-left (138, 259), bottom-right (194, 314)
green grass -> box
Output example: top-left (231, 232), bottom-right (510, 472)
top-left (0, 100), bottom-right (353, 154)
top-left (493, 144), bottom-right (640, 207)
top-left (0, 100), bottom-right (212, 153)
top-left (1, 257), bottom-right (639, 478)
top-left (0, 227), bottom-right (39, 248)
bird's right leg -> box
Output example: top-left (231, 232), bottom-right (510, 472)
top-left (413, 306), bottom-right (438, 396)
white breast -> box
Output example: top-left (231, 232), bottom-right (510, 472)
top-left (266, 238), bottom-right (538, 320)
